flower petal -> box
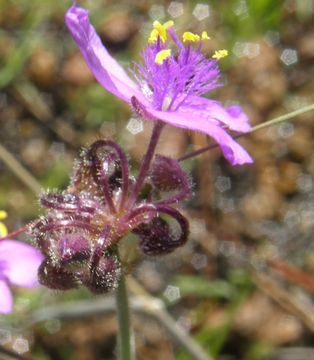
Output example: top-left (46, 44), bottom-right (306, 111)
top-left (65, 4), bottom-right (144, 103)
top-left (0, 240), bottom-right (43, 287)
top-left (176, 96), bottom-right (251, 133)
top-left (209, 102), bottom-right (251, 133)
top-left (0, 280), bottom-right (13, 314)
top-left (132, 97), bottom-right (253, 165)
top-left (226, 105), bottom-right (251, 132)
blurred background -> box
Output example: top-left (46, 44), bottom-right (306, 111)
top-left (0, 0), bottom-right (314, 359)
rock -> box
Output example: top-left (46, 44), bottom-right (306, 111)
top-left (100, 12), bottom-right (137, 45)
top-left (241, 186), bottom-right (283, 220)
top-left (234, 293), bottom-right (303, 344)
top-left (276, 161), bottom-right (301, 194)
top-left (299, 32), bottom-right (314, 59)
top-left (27, 49), bottom-right (58, 87)
top-left (287, 126), bottom-right (313, 160)
top-left (62, 52), bottom-right (94, 86)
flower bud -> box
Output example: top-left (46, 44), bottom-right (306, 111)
top-left (84, 254), bottom-right (121, 294)
top-left (134, 206), bottom-right (189, 256)
top-left (59, 234), bottom-right (91, 262)
top-left (38, 258), bottom-right (80, 290)
top-left (150, 155), bottom-right (191, 204)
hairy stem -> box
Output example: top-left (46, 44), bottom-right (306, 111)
top-left (178, 104), bottom-right (314, 162)
top-left (127, 121), bottom-right (164, 209)
top-left (116, 274), bottom-right (134, 360)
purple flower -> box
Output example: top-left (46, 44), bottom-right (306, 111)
top-left (0, 240), bottom-right (43, 314)
top-left (65, 4), bottom-right (253, 165)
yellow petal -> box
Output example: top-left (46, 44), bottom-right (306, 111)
top-left (155, 49), bottom-right (172, 64)
top-left (212, 49), bottom-right (228, 59)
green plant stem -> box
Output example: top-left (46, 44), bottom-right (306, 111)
top-left (250, 103), bottom-right (314, 133)
top-left (116, 274), bottom-right (134, 360)
top-left (178, 103), bottom-right (314, 162)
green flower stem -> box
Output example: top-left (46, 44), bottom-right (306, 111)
top-left (116, 274), bottom-right (134, 360)
top-left (178, 104), bottom-right (314, 162)
top-left (250, 104), bottom-right (314, 133)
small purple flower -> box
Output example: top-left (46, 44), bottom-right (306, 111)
top-left (0, 240), bottom-right (43, 314)
top-left (65, 4), bottom-right (253, 165)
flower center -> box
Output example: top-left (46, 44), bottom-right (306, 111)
top-left (134, 21), bottom-right (229, 112)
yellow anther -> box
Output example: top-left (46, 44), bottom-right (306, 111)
top-left (201, 31), bottom-right (210, 40)
top-left (162, 20), bottom-right (174, 29)
top-left (155, 49), bottom-right (172, 64)
top-left (0, 222), bottom-right (8, 237)
top-left (148, 20), bottom-right (174, 44)
top-left (182, 31), bottom-right (200, 43)
top-left (0, 210), bottom-right (7, 220)
top-left (212, 49), bottom-right (229, 59)
top-left (148, 29), bottom-right (159, 44)
top-left (0, 210), bottom-right (8, 237)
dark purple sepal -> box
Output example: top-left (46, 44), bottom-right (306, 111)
top-left (40, 191), bottom-right (98, 214)
top-left (86, 140), bottom-right (130, 212)
top-left (38, 258), bottom-right (80, 290)
top-left (133, 205), bottom-right (189, 255)
top-left (59, 234), bottom-right (91, 262)
top-left (70, 147), bottom-right (99, 194)
top-left (150, 155), bottom-right (191, 205)
top-left (84, 254), bottom-right (121, 294)
top-left (32, 213), bottom-right (97, 258)
top-left (121, 204), bottom-right (157, 233)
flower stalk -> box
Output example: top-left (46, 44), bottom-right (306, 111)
top-left (116, 274), bottom-right (134, 360)
top-left (127, 121), bottom-right (164, 210)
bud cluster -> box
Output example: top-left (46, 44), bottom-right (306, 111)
top-left (31, 140), bottom-right (191, 293)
